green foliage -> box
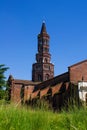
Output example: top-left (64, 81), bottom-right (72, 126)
top-left (0, 64), bottom-right (9, 88)
top-left (0, 90), bottom-right (5, 99)
top-left (31, 98), bottom-right (51, 110)
top-left (0, 64), bottom-right (9, 100)
top-left (0, 104), bottom-right (87, 130)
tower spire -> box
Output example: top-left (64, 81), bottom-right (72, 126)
top-left (40, 22), bottom-right (47, 34)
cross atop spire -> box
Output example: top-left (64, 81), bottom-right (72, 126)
top-left (40, 22), bottom-right (47, 34)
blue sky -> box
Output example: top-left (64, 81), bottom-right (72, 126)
top-left (0, 0), bottom-right (87, 80)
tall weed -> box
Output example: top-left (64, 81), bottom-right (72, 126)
top-left (0, 104), bottom-right (87, 130)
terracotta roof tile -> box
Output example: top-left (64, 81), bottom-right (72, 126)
top-left (14, 79), bottom-right (39, 85)
top-left (31, 90), bottom-right (40, 99)
top-left (40, 87), bottom-right (51, 98)
top-left (52, 83), bottom-right (62, 96)
top-left (35, 72), bottom-right (69, 91)
top-left (68, 59), bottom-right (87, 68)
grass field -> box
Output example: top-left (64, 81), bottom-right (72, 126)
top-left (0, 102), bottom-right (87, 130)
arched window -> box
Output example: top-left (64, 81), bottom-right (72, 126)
top-left (46, 40), bottom-right (49, 45)
top-left (44, 58), bottom-right (48, 63)
top-left (39, 58), bottom-right (42, 63)
top-left (45, 74), bottom-right (49, 80)
top-left (38, 74), bottom-right (42, 81)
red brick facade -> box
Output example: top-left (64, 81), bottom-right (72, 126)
top-left (69, 60), bottom-right (87, 83)
top-left (24, 85), bottom-right (34, 103)
top-left (7, 75), bottom-right (38, 103)
top-left (8, 59), bottom-right (87, 110)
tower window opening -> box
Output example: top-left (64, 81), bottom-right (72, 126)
top-left (43, 48), bottom-right (49, 52)
top-left (45, 74), bottom-right (49, 80)
top-left (39, 58), bottom-right (42, 63)
top-left (38, 39), bottom-right (42, 44)
top-left (38, 74), bottom-right (42, 81)
top-left (46, 40), bottom-right (49, 45)
top-left (44, 58), bottom-right (48, 63)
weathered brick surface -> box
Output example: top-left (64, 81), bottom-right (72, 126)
top-left (24, 85), bottom-right (34, 102)
top-left (8, 59), bottom-right (87, 109)
top-left (11, 84), bottom-right (22, 103)
top-left (69, 60), bottom-right (87, 83)
top-left (7, 76), bottom-right (38, 103)
top-left (32, 23), bottom-right (54, 82)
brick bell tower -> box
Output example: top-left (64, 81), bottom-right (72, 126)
top-left (32, 22), bottom-right (54, 82)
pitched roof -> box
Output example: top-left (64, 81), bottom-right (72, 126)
top-left (52, 83), bottom-right (62, 96)
top-left (40, 87), bottom-right (51, 98)
top-left (35, 72), bottom-right (69, 91)
top-left (14, 79), bottom-right (39, 85)
top-left (68, 59), bottom-right (87, 68)
top-left (31, 90), bottom-right (40, 99)
top-left (52, 82), bottom-right (69, 96)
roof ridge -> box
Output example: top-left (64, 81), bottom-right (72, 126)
top-left (68, 59), bottom-right (87, 68)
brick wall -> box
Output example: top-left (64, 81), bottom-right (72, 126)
top-left (69, 61), bottom-right (87, 83)
top-left (24, 85), bottom-right (34, 102)
top-left (11, 84), bottom-right (22, 104)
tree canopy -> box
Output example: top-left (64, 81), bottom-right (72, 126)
top-left (0, 64), bottom-right (9, 88)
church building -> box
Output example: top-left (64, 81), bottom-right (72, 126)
top-left (8, 22), bottom-right (87, 110)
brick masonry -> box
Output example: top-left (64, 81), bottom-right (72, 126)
top-left (7, 59), bottom-right (87, 109)
top-left (69, 60), bottom-right (87, 83)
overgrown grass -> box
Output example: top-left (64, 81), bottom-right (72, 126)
top-left (0, 102), bottom-right (87, 130)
